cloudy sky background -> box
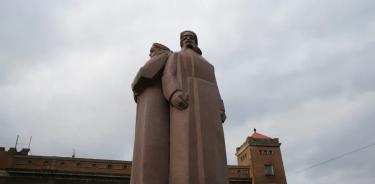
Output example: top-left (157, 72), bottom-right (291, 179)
top-left (1, 0), bottom-right (374, 183)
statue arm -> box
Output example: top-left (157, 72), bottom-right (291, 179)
top-left (219, 99), bottom-right (226, 123)
top-left (162, 54), bottom-right (180, 101)
top-left (162, 53), bottom-right (188, 110)
top-left (131, 53), bottom-right (169, 103)
top-left (131, 69), bottom-right (144, 103)
top-left (213, 68), bottom-right (226, 123)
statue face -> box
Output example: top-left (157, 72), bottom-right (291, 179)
top-left (149, 47), bottom-right (156, 57)
top-left (149, 47), bottom-right (160, 57)
top-left (181, 32), bottom-right (197, 49)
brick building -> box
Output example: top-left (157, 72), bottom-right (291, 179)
top-left (0, 130), bottom-right (286, 184)
top-left (236, 130), bottom-right (287, 184)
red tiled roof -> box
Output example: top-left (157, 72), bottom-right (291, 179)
top-left (250, 132), bottom-right (271, 139)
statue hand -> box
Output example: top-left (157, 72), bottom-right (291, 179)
top-left (221, 111), bottom-right (226, 123)
top-left (171, 91), bottom-right (189, 110)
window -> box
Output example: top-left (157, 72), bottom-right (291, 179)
top-left (264, 164), bottom-right (274, 176)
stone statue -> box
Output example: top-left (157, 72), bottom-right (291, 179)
top-left (162, 31), bottom-right (228, 184)
top-left (130, 43), bottom-right (171, 184)
top-left (131, 32), bottom-right (228, 184)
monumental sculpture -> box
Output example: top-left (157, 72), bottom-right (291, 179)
top-left (131, 31), bottom-right (228, 184)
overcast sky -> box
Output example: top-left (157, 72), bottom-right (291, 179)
top-left (1, 0), bottom-right (375, 183)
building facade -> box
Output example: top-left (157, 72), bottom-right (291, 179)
top-left (0, 131), bottom-right (286, 184)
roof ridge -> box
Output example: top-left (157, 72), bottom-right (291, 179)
top-left (250, 132), bottom-right (271, 139)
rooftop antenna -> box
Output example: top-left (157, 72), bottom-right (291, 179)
top-left (72, 148), bottom-right (76, 158)
top-left (15, 135), bottom-right (19, 150)
top-left (28, 136), bottom-right (32, 149)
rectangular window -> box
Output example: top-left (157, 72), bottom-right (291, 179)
top-left (264, 164), bottom-right (274, 176)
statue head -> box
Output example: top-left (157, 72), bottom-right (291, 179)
top-left (180, 30), bottom-right (202, 55)
top-left (149, 43), bottom-right (170, 57)
top-left (180, 30), bottom-right (198, 48)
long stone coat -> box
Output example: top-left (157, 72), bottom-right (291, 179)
top-left (130, 52), bottom-right (170, 184)
top-left (162, 48), bottom-right (228, 184)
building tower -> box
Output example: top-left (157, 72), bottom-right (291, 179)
top-left (235, 129), bottom-right (287, 184)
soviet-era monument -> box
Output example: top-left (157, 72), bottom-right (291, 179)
top-left (131, 31), bottom-right (228, 184)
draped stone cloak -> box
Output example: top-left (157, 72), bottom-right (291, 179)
top-left (162, 48), bottom-right (228, 184)
top-left (131, 52), bottom-right (170, 184)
